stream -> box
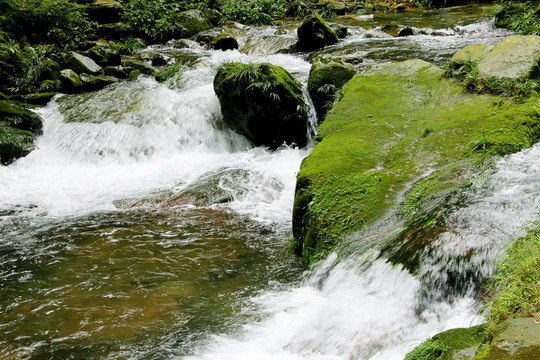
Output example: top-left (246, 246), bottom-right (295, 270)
top-left (0, 4), bottom-right (532, 360)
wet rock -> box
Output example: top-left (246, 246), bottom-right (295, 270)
top-left (58, 69), bottom-right (83, 93)
top-left (63, 52), bottom-right (103, 75)
top-left (104, 65), bottom-right (128, 79)
top-left (172, 39), bottom-right (199, 49)
top-left (297, 14), bottom-right (339, 52)
top-left (214, 62), bottom-right (309, 149)
top-left (212, 35), bottom-right (239, 51)
top-left (397, 27), bottom-right (414, 37)
top-left (476, 35), bottom-right (540, 81)
top-left (79, 73), bottom-right (118, 91)
top-left (121, 58), bottom-right (157, 76)
top-left (0, 126), bottom-right (35, 165)
top-left (330, 24), bottom-right (348, 39)
top-left (86, 0), bottom-right (123, 24)
top-left (307, 55), bottom-right (356, 123)
top-left (173, 10), bottom-right (214, 39)
top-left (0, 100), bottom-right (43, 133)
top-left (150, 53), bottom-right (168, 67)
top-left (382, 24), bottom-right (400, 37)
top-left (10, 92), bottom-right (56, 106)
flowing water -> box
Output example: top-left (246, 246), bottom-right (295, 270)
top-left (0, 5), bottom-right (530, 360)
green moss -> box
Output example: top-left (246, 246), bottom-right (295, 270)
top-left (405, 325), bottom-right (487, 360)
top-left (485, 222), bottom-right (540, 332)
top-left (294, 59), bottom-right (540, 262)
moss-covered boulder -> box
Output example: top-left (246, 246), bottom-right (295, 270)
top-left (214, 62), bottom-right (309, 149)
top-left (476, 35), bottom-right (540, 81)
top-left (0, 100), bottom-right (43, 133)
top-left (173, 10), bottom-right (214, 39)
top-left (474, 318), bottom-right (540, 360)
top-left (315, 0), bottom-right (348, 15)
top-left (0, 126), bottom-right (35, 165)
top-left (293, 59), bottom-right (540, 262)
top-left (297, 14), bottom-right (339, 52)
top-left (84, 44), bottom-right (121, 67)
top-left (58, 69), bottom-right (84, 93)
top-left (449, 44), bottom-right (493, 68)
top-left (63, 52), bottom-right (103, 75)
top-left (307, 55), bottom-right (356, 123)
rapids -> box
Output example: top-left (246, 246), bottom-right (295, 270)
top-left (0, 5), bottom-right (529, 360)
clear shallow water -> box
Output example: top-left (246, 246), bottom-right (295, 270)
top-left (0, 5), bottom-right (530, 360)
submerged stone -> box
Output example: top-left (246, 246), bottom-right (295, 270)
top-left (214, 62), bottom-right (309, 149)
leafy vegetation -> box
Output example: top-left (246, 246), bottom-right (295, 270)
top-left (485, 222), bottom-right (540, 332)
top-left (495, 0), bottom-right (540, 35)
top-left (217, 0), bottom-right (287, 25)
top-left (0, 0), bottom-right (93, 45)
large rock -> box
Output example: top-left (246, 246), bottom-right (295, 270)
top-left (297, 14), bottom-right (339, 52)
top-left (307, 55), bottom-right (356, 123)
top-left (121, 58), bottom-right (157, 76)
top-left (0, 100), bottom-right (43, 133)
top-left (315, 0), bottom-right (348, 15)
top-left (63, 52), bottom-right (103, 75)
top-left (214, 62), bottom-right (309, 149)
top-left (476, 35), bottom-right (540, 81)
top-left (84, 44), bottom-right (121, 67)
top-left (58, 69), bottom-right (84, 93)
top-left (0, 126), bottom-right (35, 165)
top-left (173, 10), bottom-right (214, 39)
top-left (86, 0), bottom-right (123, 24)
top-left (293, 59), bottom-right (540, 262)
top-left (475, 318), bottom-right (540, 360)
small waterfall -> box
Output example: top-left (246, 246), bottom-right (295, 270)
top-left (187, 143), bottom-right (540, 360)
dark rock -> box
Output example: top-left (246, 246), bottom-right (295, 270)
top-left (58, 69), bottom-right (84, 93)
top-left (173, 10), bottom-right (214, 39)
top-left (315, 0), bottom-right (347, 15)
top-left (0, 100), bottom-right (43, 133)
top-left (63, 52), bottom-right (103, 75)
top-left (104, 66), bottom-right (128, 79)
top-left (151, 53), bottom-right (168, 67)
top-left (10, 93), bottom-right (56, 106)
top-left (214, 62), bottom-right (309, 149)
top-left (97, 23), bottom-right (127, 40)
top-left (39, 59), bottom-right (62, 81)
top-left (397, 27), bottom-right (414, 37)
top-left (0, 126), bottom-right (35, 165)
top-left (297, 14), bottom-right (339, 52)
top-left (84, 44), bottom-right (121, 66)
top-left (212, 35), bottom-right (239, 51)
top-left (86, 0), bottom-right (123, 24)
top-left (330, 24), bottom-right (348, 39)
top-left (307, 55), bottom-right (356, 123)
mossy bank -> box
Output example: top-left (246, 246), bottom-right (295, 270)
top-left (292, 58), bottom-right (540, 263)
